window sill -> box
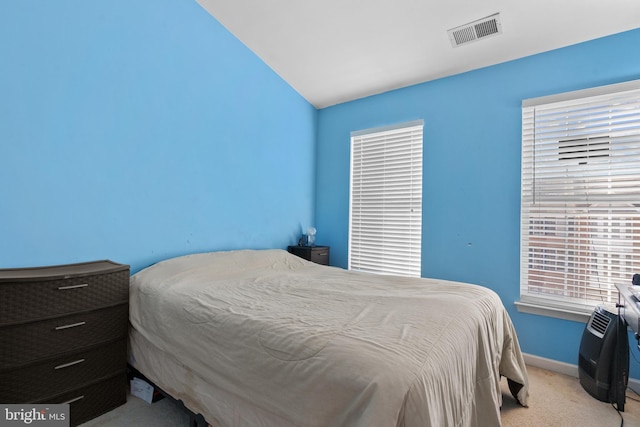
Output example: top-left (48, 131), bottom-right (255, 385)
top-left (514, 300), bottom-right (592, 323)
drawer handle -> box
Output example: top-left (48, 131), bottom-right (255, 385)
top-left (55, 321), bottom-right (86, 330)
top-left (63, 395), bottom-right (84, 405)
top-left (54, 359), bottom-right (85, 370)
top-left (317, 252), bottom-right (328, 256)
top-left (57, 283), bottom-right (89, 290)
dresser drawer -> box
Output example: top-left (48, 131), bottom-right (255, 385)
top-left (0, 304), bottom-right (128, 368)
top-left (0, 269), bottom-right (129, 325)
top-left (48, 373), bottom-right (127, 427)
top-left (0, 339), bottom-right (126, 403)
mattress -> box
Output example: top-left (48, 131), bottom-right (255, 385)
top-left (129, 249), bottom-right (528, 427)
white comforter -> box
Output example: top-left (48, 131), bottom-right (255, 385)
top-left (129, 249), bottom-right (528, 427)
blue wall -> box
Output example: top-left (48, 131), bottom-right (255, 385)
top-left (0, 0), bottom-right (317, 273)
top-left (316, 29), bottom-right (640, 377)
top-left (2, 0), bottom-right (639, 380)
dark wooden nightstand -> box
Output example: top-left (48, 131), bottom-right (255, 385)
top-left (287, 245), bottom-right (330, 266)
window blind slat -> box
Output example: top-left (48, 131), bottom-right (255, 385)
top-left (521, 81), bottom-right (640, 311)
top-left (350, 122), bottom-right (423, 277)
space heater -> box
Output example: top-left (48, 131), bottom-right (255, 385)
top-left (578, 305), bottom-right (629, 410)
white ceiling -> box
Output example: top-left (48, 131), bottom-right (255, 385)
top-left (196, 0), bottom-right (640, 108)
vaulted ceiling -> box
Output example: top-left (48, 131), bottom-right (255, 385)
top-left (196, 0), bottom-right (640, 108)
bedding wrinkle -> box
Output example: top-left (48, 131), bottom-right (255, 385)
top-left (404, 315), bottom-right (478, 426)
top-left (129, 249), bottom-right (529, 427)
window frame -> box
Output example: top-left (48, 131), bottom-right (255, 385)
top-left (348, 120), bottom-right (423, 277)
top-left (517, 80), bottom-right (640, 322)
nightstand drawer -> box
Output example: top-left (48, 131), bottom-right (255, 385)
top-left (0, 339), bottom-right (127, 403)
top-left (309, 248), bottom-right (329, 265)
top-left (0, 304), bottom-right (128, 368)
top-left (0, 269), bottom-right (129, 325)
top-left (288, 246), bottom-right (330, 265)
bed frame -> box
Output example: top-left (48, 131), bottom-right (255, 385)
top-left (128, 365), bottom-right (209, 427)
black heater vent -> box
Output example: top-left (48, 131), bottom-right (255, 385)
top-left (588, 310), bottom-right (611, 337)
top-left (579, 305), bottom-right (629, 410)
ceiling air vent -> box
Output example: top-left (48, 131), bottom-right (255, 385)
top-left (447, 13), bottom-right (502, 48)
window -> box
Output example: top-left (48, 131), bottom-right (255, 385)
top-left (349, 120), bottom-right (423, 277)
top-left (520, 80), bottom-right (640, 317)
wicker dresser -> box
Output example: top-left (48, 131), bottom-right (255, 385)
top-left (0, 260), bottom-right (130, 426)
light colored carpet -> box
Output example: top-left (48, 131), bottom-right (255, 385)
top-left (80, 365), bottom-right (640, 426)
top-left (500, 365), bottom-right (640, 427)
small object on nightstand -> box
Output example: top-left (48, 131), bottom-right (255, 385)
top-left (288, 245), bottom-right (330, 266)
top-left (306, 227), bottom-right (317, 246)
top-left (297, 227), bottom-right (318, 246)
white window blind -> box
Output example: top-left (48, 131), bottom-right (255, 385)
top-left (349, 120), bottom-right (423, 277)
top-left (521, 80), bottom-right (640, 313)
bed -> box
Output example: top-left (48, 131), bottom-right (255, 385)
top-left (128, 249), bottom-right (529, 427)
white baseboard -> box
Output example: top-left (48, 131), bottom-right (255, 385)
top-left (523, 353), bottom-right (578, 377)
top-left (523, 352), bottom-right (640, 392)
